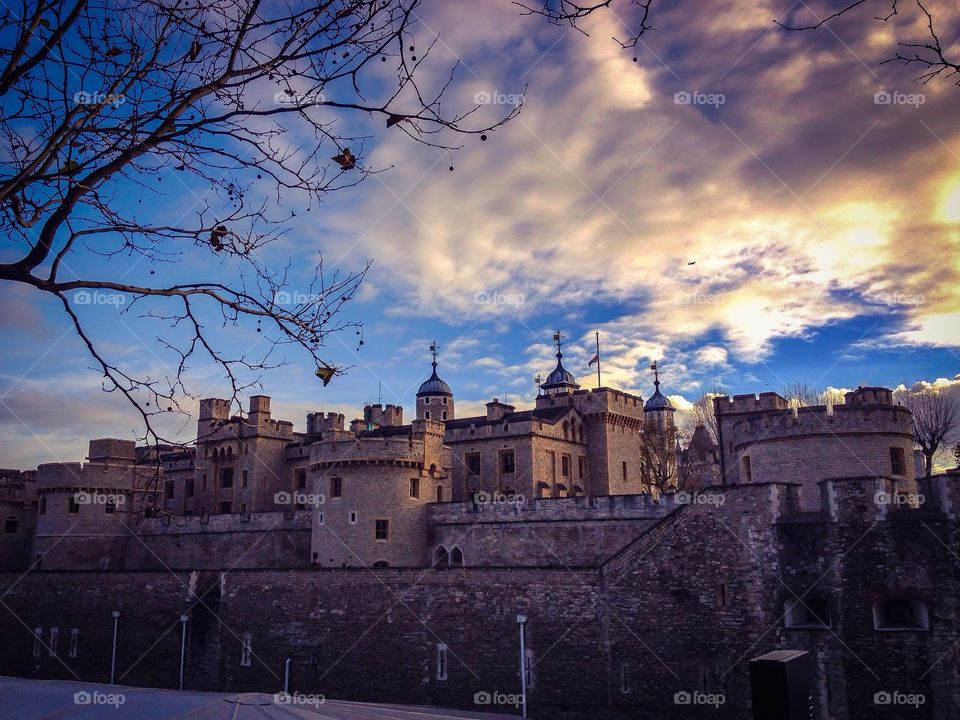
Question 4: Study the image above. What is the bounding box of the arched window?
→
[873,598,929,630]
[783,598,831,628]
[434,546,448,567]
[372,560,389,568]
[425,411,431,420]
[450,547,464,566]
[226,447,233,460]
[429,463,437,477]
[441,410,447,420]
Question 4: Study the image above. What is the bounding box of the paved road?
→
[0,677,521,720]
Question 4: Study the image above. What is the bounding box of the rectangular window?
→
[48,627,58,657]
[330,477,342,498]
[622,461,628,482]
[4,517,17,534]
[501,450,516,474]
[218,501,232,514]
[561,454,570,477]
[375,519,389,540]
[186,480,195,498]
[620,663,630,694]
[104,497,115,515]
[548,451,556,481]
[578,456,585,479]
[32,628,41,657]
[890,447,906,476]
[220,467,234,489]
[349,511,357,524]
[68,496,80,514]
[436,643,448,680]
[742,456,753,483]
[318,513,324,525]
[465,452,481,476]
[68,628,79,658]
[164,481,175,500]
[39,496,47,515]
[240,633,252,667]
[240,503,247,513]
[202,473,207,490]
[242,470,248,488]
[409,477,420,499]
[296,469,307,489]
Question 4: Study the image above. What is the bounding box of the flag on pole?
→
[588,354,599,367]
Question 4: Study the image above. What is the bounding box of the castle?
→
[1,337,956,720]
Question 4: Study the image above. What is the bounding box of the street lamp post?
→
[178,615,189,690]
[517,614,528,719]
[109,610,120,685]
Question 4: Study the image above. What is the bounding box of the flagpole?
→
[595,331,601,389]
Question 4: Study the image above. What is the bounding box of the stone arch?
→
[434,546,448,566]
[449,546,464,566]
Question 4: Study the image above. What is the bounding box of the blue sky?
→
[1,0,959,468]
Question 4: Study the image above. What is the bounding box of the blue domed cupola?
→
[417,342,454,421]
[540,330,580,395]
[644,361,675,426]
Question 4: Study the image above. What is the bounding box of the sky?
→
[1,0,959,469]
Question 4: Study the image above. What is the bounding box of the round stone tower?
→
[416,342,454,421]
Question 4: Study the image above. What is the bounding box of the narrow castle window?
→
[375,519,389,540]
[424,411,431,420]
[578,456,585,479]
[242,470,248,488]
[48,627,58,657]
[561,455,570,477]
[164,481,175,500]
[318,513,324,524]
[220,468,234,488]
[296,469,307,489]
[442,397,448,405]
[240,633,252,666]
[436,486,444,502]
[622,461,628,483]
[501,450,516,474]
[218,501,232,514]
[434,546,448,567]
[425,397,431,404]
[32,628,41,657]
[450,547,464,566]
[441,410,447,420]
[104,497,115,515]
[620,662,631,693]
[890,447,906,476]
[436,643,448,680]
[465,453,481,476]
[409,478,420,499]
[4,517,17,534]
[39,497,47,515]
[349,511,357,524]
[330,477,342,498]
[716,584,727,608]
[68,497,80,514]
[68,628,79,658]
[186,480,195,498]
[742,456,753,483]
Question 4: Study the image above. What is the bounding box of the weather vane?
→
[552,329,564,352]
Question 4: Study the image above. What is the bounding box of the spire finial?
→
[650,361,660,390]
[430,340,438,369]
[552,329,564,357]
